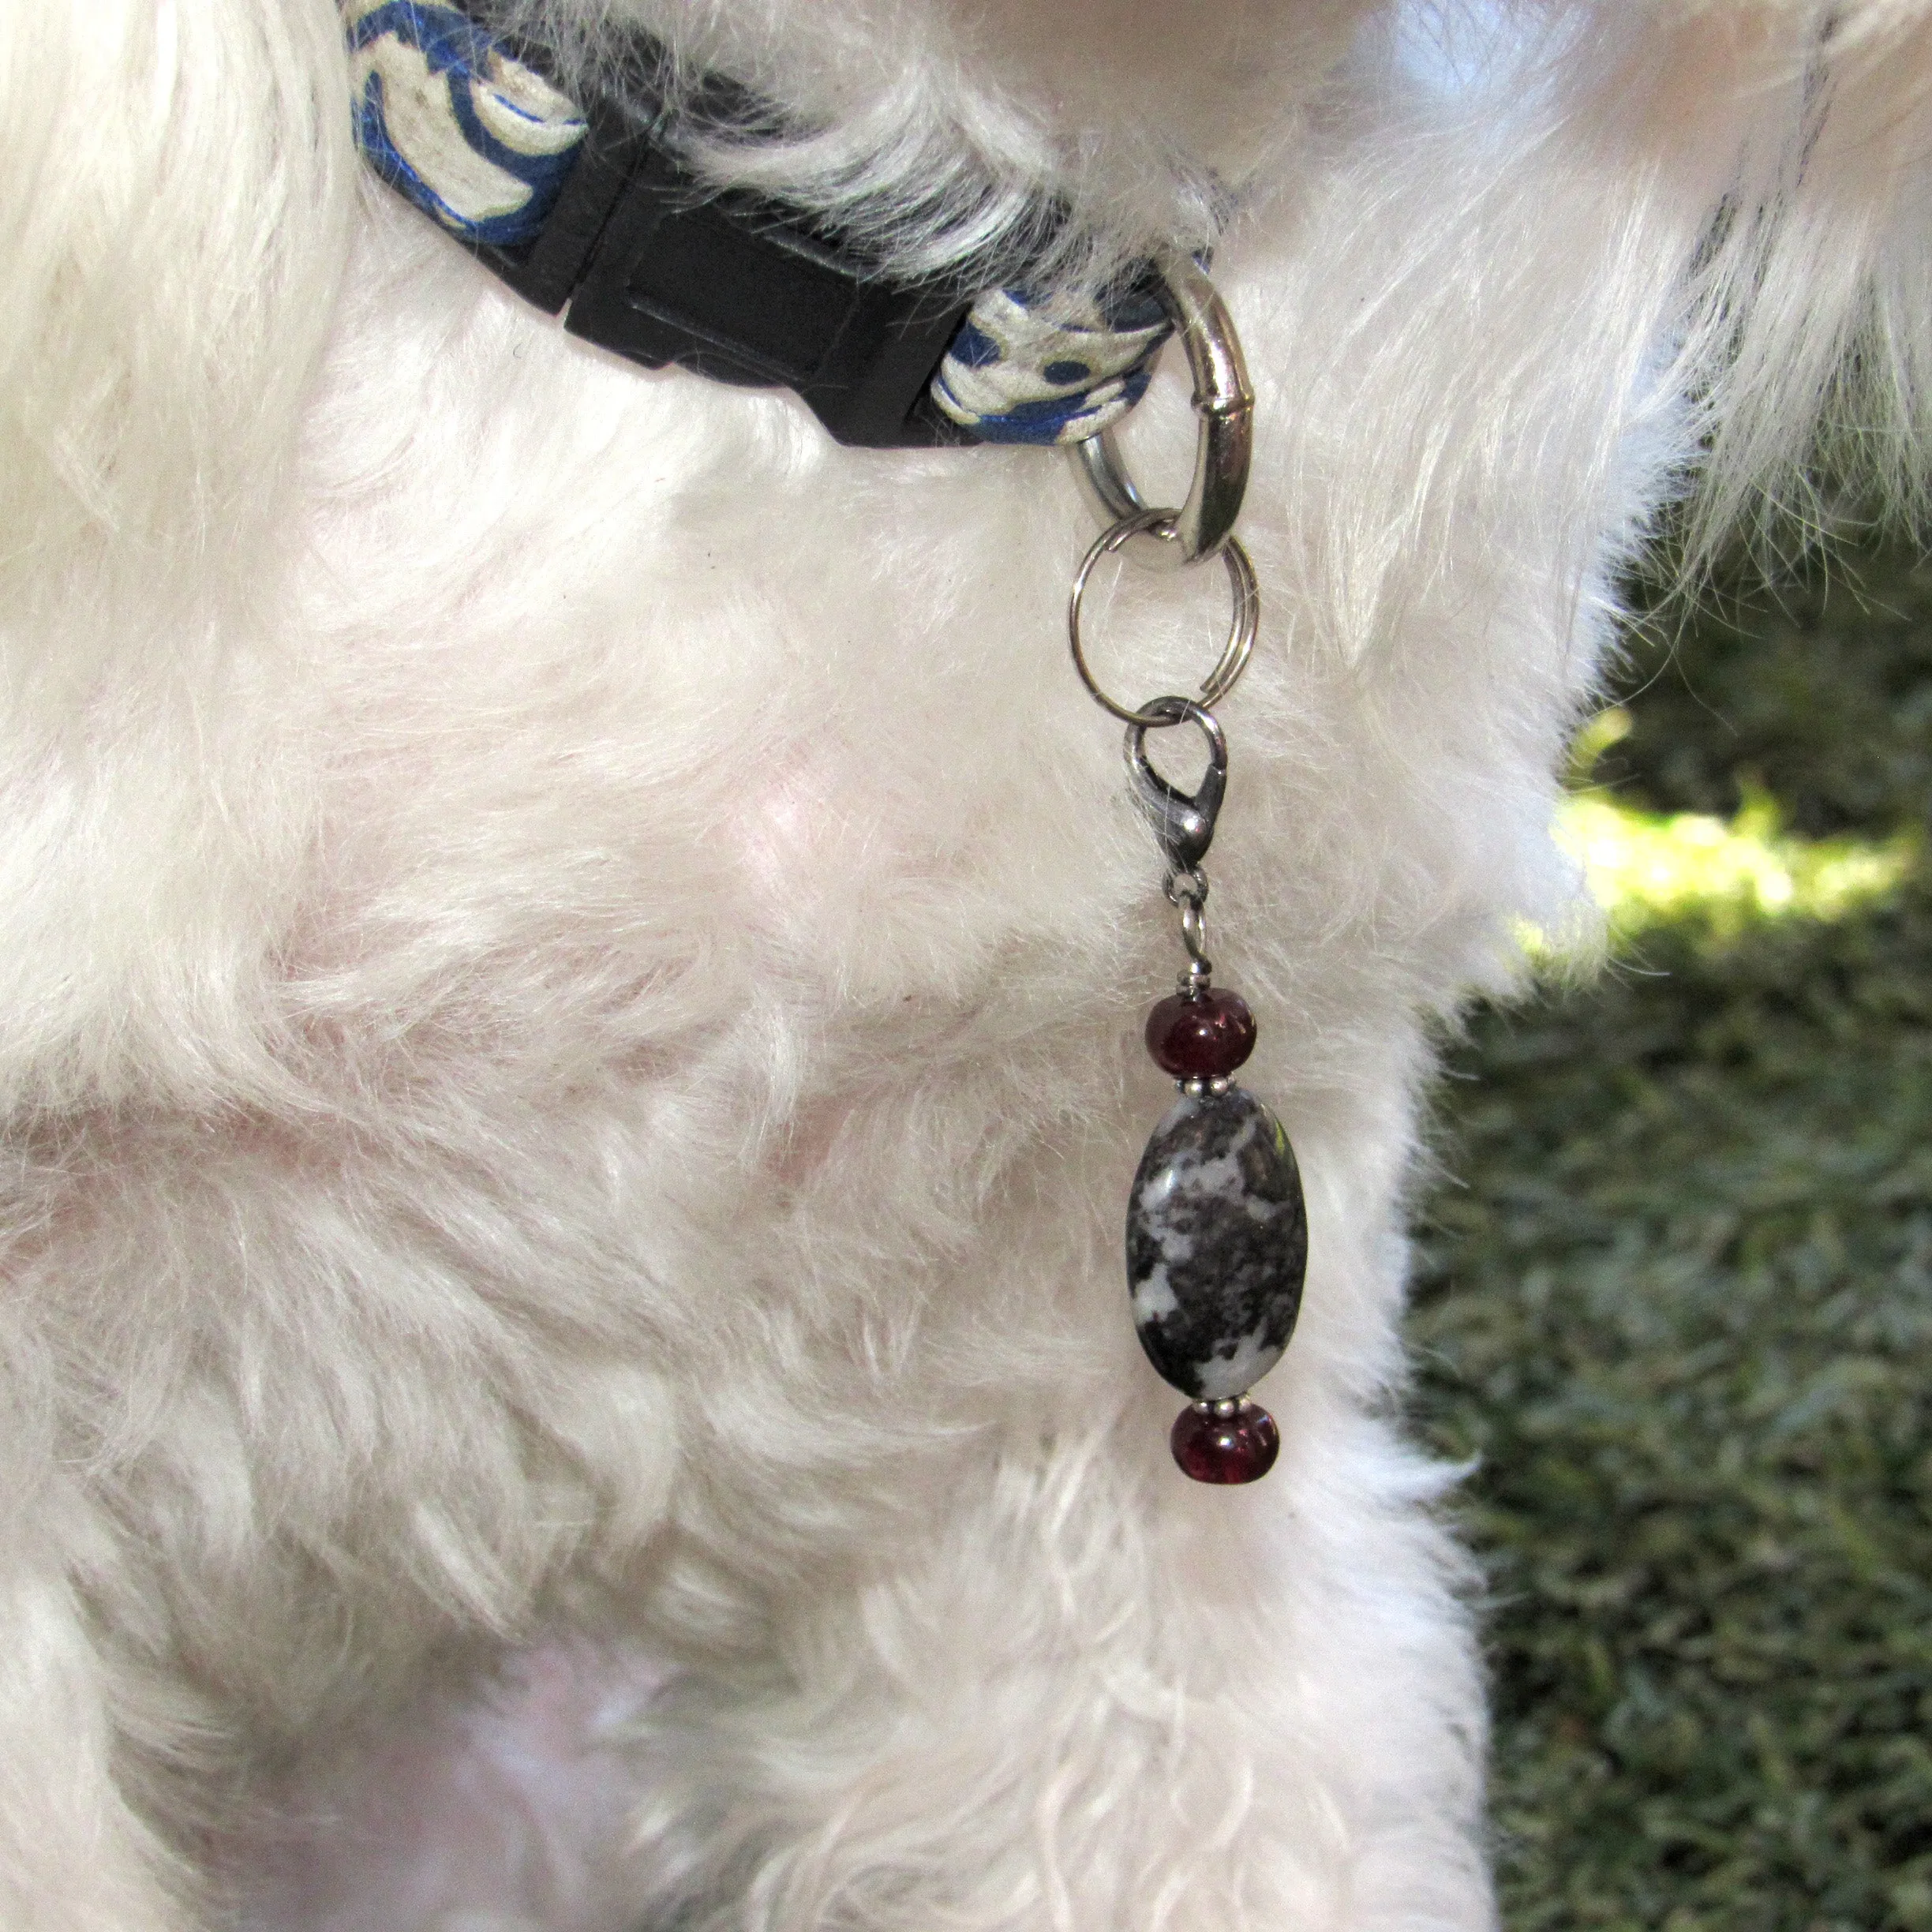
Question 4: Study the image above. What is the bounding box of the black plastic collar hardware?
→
[476,97,974,450]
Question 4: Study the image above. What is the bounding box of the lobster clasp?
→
[1123,698,1227,876]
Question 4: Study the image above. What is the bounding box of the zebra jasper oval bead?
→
[1126,1085,1308,1402]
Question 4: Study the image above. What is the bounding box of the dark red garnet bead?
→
[1145,988,1257,1080]
[1170,1400,1280,1485]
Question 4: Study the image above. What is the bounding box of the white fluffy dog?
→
[6,3,1930,1929]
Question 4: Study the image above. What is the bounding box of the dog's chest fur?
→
[6,2,1915,1927]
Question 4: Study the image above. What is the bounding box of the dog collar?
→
[341,0,1175,449]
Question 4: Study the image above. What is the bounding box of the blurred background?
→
[1409,532,1932,1930]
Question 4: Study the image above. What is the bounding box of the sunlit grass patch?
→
[1559,792,1919,937]
[1541,706,1921,951]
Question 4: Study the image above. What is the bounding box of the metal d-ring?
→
[1070,257,1253,567]
[1067,508,1259,725]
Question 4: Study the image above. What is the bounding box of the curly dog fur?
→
[3,2,1930,1927]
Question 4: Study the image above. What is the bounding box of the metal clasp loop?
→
[1124,698,1227,876]
[1067,511,1259,726]
[1069,258,1253,565]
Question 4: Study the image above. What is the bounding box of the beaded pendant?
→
[1130,984,1306,1483]
[1095,689,1309,1482]
[1061,261,1306,1482]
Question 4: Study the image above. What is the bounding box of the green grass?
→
[1409,538,1932,1929]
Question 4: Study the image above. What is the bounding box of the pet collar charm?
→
[1065,268,1307,1484]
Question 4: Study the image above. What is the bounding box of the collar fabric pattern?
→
[340,0,1173,446]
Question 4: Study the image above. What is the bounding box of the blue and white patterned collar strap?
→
[342,0,1175,450]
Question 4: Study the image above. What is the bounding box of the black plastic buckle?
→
[480,103,974,451]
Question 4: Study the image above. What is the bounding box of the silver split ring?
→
[1070,257,1254,567]
[1067,510,1260,725]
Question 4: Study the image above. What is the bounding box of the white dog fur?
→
[4,2,1931,1929]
